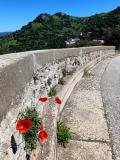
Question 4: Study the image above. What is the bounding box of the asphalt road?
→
[101,56,120,160]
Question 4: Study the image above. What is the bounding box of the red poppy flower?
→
[16,119,32,133]
[39,97,48,102]
[55,97,62,105]
[38,130,48,142]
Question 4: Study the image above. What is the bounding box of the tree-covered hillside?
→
[0,7,120,54]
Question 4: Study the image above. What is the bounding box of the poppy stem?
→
[17,141,24,147]
[38,138,43,147]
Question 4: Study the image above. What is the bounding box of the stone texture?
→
[57,140,112,160]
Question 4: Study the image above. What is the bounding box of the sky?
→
[0,0,120,32]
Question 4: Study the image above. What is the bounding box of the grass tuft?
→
[57,121,72,148]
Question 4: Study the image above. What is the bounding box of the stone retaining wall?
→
[0,46,115,160]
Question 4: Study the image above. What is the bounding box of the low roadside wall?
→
[0,46,115,160]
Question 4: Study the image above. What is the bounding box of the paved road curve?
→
[101,56,120,160]
[58,58,113,160]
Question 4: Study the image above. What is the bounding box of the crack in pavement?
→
[71,137,110,145]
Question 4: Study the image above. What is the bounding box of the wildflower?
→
[38,130,48,142]
[16,119,32,133]
[39,97,48,102]
[55,97,62,105]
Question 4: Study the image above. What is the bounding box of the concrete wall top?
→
[0,46,115,68]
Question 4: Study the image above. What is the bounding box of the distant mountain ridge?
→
[0,7,120,54]
[0,32,11,37]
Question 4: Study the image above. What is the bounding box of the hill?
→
[0,7,120,54]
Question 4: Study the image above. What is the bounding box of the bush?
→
[57,121,72,148]
[70,40,102,48]
[48,87,56,97]
[0,43,9,55]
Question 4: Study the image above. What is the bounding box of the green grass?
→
[57,121,72,148]
[58,77,65,85]
[19,108,42,151]
[48,87,57,97]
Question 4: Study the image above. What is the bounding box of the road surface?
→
[101,55,120,160]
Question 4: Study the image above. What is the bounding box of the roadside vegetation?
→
[57,121,72,148]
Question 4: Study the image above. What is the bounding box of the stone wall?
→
[0,46,115,160]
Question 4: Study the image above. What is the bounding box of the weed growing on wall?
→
[58,77,65,85]
[48,87,57,97]
[62,68,68,77]
[62,68,74,77]
[16,108,42,151]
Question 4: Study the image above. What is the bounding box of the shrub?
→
[71,40,102,48]
[57,121,72,148]
[48,87,56,97]
[58,77,65,85]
